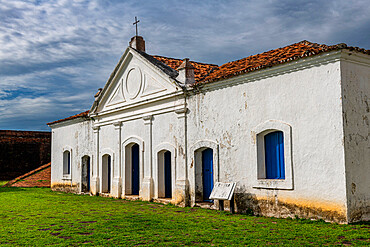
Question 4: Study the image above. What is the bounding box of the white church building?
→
[48,36,369,223]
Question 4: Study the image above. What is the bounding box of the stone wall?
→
[0,130,51,180]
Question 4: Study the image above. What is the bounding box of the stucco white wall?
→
[49,48,369,223]
[151,112,178,198]
[121,117,146,197]
[187,57,348,221]
[87,46,186,199]
[341,52,370,222]
[98,124,117,193]
[50,119,93,191]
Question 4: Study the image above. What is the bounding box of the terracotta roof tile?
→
[3,163,51,188]
[199,41,370,84]
[152,55,218,82]
[47,110,89,125]
[47,41,369,126]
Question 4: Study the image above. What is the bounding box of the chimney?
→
[176,58,195,86]
[129,36,145,52]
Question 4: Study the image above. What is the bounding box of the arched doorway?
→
[102,154,111,193]
[158,150,172,198]
[81,155,90,193]
[202,148,213,202]
[131,144,140,195]
[191,141,219,205]
[124,141,142,196]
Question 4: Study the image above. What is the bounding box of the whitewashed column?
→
[91,126,100,195]
[175,108,189,206]
[141,115,153,201]
[112,121,122,198]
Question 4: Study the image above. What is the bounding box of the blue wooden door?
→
[131,144,140,195]
[87,157,90,192]
[264,131,285,179]
[107,156,111,193]
[164,151,172,198]
[202,148,213,202]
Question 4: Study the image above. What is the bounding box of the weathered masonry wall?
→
[341,52,370,222]
[187,56,348,222]
[50,120,93,193]
[49,48,370,224]
[0,130,51,180]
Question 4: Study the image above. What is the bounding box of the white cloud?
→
[0,0,369,130]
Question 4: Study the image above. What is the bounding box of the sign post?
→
[209,182,236,213]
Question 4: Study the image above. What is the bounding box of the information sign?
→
[209,182,236,200]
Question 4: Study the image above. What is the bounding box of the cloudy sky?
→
[1,0,369,131]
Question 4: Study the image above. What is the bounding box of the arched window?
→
[63,150,71,175]
[252,120,293,190]
[264,131,285,179]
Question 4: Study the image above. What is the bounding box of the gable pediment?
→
[95,48,180,113]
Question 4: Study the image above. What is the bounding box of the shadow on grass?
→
[351,221,370,226]
[0,187,26,192]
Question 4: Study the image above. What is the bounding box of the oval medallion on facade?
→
[125,67,142,99]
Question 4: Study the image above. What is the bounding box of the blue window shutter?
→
[264,131,285,179]
[278,132,285,179]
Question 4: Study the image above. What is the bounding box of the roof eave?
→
[47,116,90,128]
[196,49,344,91]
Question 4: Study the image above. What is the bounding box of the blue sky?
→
[0,0,369,131]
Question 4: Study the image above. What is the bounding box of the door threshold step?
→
[195,202,216,209]
[153,198,173,204]
[100,193,112,197]
[80,192,92,196]
[124,195,141,201]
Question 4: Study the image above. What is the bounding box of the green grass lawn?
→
[0,181,9,186]
[0,187,369,246]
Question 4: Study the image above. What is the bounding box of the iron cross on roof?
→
[133,16,140,36]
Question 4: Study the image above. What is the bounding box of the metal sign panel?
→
[209,182,236,200]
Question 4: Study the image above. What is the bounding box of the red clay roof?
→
[47,41,369,126]
[199,40,370,84]
[47,110,89,125]
[152,55,218,82]
[3,163,51,188]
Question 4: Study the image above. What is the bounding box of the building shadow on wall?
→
[233,185,261,216]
